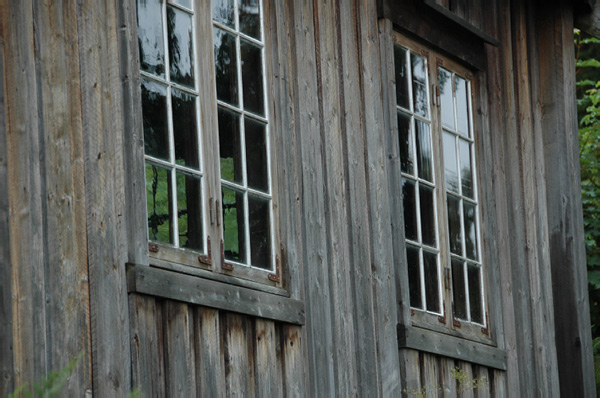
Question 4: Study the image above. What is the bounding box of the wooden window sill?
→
[127,263,305,325]
[398,324,507,370]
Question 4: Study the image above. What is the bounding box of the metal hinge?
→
[221,239,233,271]
[198,236,213,266]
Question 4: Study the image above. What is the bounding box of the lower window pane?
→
[176,172,203,251]
[451,259,467,320]
[423,251,440,313]
[419,185,436,247]
[222,187,246,263]
[468,263,483,324]
[407,245,422,309]
[248,195,272,269]
[402,179,418,241]
[146,162,172,244]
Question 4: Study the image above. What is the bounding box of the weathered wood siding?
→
[0,0,595,396]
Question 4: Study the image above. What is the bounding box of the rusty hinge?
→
[453,317,462,328]
[268,254,281,282]
[198,236,213,266]
[148,242,159,253]
[436,57,444,67]
[221,239,234,271]
[410,309,415,317]
[481,312,490,335]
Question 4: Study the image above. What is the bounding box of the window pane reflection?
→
[402,180,417,241]
[443,131,458,192]
[423,251,439,313]
[464,201,478,260]
[459,139,473,198]
[172,89,199,169]
[468,264,483,324]
[452,259,467,320]
[439,68,454,129]
[138,0,165,77]
[394,46,410,109]
[245,118,268,192]
[141,79,169,161]
[167,6,195,87]
[214,28,239,106]
[416,120,432,182]
[146,163,172,244]
[447,194,462,255]
[411,54,428,117]
[239,0,261,39]
[212,0,235,28]
[419,185,436,247]
[176,172,203,250]
[397,112,413,174]
[218,107,243,184]
[456,77,469,137]
[249,195,271,269]
[407,245,422,309]
[241,40,264,115]
[222,187,246,263]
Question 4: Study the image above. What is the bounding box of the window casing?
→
[393,33,489,341]
[137,0,281,287]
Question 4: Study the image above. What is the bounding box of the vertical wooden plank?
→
[115,0,148,265]
[456,361,474,398]
[473,366,490,398]
[0,22,14,395]
[355,0,402,394]
[399,349,420,397]
[290,0,336,396]
[254,319,282,397]
[163,301,196,396]
[194,307,226,398]
[421,353,440,397]
[312,0,358,395]
[281,324,305,398]
[76,0,131,395]
[223,312,255,397]
[32,0,92,393]
[537,1,596,396]
[438,357,456,397]
[490,369,507,397]
[2,0,49,389]
[129,294,166,397]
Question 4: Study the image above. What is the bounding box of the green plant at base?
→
[401,366,488,397]
[10,353,83,398]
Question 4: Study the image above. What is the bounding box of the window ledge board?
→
[127,263,305,325]
[398,324,507,370]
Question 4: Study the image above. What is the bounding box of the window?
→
[137,0,279,285]
[393,34,488,339]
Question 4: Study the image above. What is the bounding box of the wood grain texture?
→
[129,294,166,397]
[223,313,255,397]
[0,22,14,395]
[194,307,226,398]
[76,0,131,394]
[3,0,49,389]
[164,301,197,396]
[254,319,283,396]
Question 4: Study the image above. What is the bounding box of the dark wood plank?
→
[163,301,197,396]
[537,2,596,396]
[0,23,14,396]
[76,0,131,395]
[194,307,225,398]
[127,264,305,325]
[2,0,49,388]
[129,294,166,397]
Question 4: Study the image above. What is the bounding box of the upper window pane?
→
[167,6,195,87]
[239,0,261,39]
[214,28,239,106]
[394,47,410,109]
[138,0,165,77]
[213,0,235,28]
[411,53,428,118]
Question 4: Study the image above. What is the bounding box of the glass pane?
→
[456,76,469,137]
[407,245,422,309]
[419,185,436,247]
[415,120,432,182]
[141,78,169,161]
[411,53,428,118]
[248,195,271,269]
[146,163,172,244]
[167,6,194,87]
[172,89,199,169]
[459,139,473,198]
[176,172,203,250]
[438,68,454,129]
[447,194,463,255]
[423,251,440,313]
[137,0,165,77]
[241,40,264,115]
[213,0,235,28]
[214,28,239,106]
[239,0,261,39]
[464,201,478,260]
[443,131,458,192]
[245,118,268,192]
[452,259,467,320]
[397,112,413,174]
[222,187,246,263]
[468,264,483,324]
[394,46,410,109]
[171,0,192,9]
[218,107,243,184]
[402,179,417,241]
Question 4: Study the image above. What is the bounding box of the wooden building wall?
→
[0,0,595,397]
